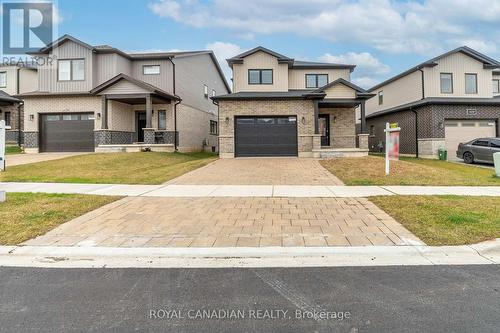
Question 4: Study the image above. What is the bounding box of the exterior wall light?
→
[97,113,101,120]
[29,114,34,121]
[438,122,444,129]
[225,117,230,124]
[301,117,306,124]
[333,116,337,123]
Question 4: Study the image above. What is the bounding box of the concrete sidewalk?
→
[1,239,498,267]
[1,182,500,197]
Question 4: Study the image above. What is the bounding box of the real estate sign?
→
[384,122,401,175]
[0,120,11,172]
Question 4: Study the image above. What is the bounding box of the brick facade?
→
[1,103,23,144]
[218,99,358,158]
[366,103,500,157]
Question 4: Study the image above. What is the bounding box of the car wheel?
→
[463,152,474,164]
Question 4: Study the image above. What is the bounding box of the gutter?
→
[169,57,180,151]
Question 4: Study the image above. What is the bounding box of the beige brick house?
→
[20,35,230,153]
[212,47,374,158]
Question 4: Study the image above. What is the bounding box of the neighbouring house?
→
[365,46,500,159]
[0,63,38,144]
[211,46,374,158]
[19,34,230,153]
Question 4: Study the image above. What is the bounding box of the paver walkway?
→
[167,158,344,185]
[5,153,88,167]
[24,197,423,248]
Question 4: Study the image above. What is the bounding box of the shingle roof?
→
[368,46,500,92]
[0,90,21,103]
[366,97,500,119]
[211,90,326,101]
[313,78,374,98]
[292,60,355,71]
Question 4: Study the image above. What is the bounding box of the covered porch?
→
[90,74,181,152]
[311,79,373,158]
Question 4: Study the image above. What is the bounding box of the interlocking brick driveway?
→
[24,197,423,247]
[167,158,344,185]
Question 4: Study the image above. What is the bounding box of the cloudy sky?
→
[51,0,500,88]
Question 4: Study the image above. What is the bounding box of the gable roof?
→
[227,46,294,68]
[369,46,500,92]
[0,90,21,104]
[313,78,375,99]
[90,73,180,101]
[227,46,355,71]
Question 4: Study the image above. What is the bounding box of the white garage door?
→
[445,120,496,160]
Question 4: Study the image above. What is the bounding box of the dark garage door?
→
[235,116,298,157]
[40,113,95,152]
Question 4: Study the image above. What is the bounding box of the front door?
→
[318,114,330,146]
[136,112,146,142]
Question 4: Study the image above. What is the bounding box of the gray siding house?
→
[365,47,500,159]
[20,35,230,153]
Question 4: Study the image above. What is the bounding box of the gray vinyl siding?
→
[38,40,94,92]
[131,60,173,92]
[95,53,132,85]
[174,53,229,115]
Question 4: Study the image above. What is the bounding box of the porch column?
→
[360,100,366,134]
[313,100,319,134]
[101,95,108,130]
[145,94,152,129]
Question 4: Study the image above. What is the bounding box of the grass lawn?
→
[0,193,120,245]
[371,196,500,245]
[0,151,217,184]
[320,155,500,186]
[6,146,23,155]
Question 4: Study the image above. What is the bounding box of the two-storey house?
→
[212,47,374,158]
[365,46,500,159]
[20,35,230,153]
[0,64,37,144]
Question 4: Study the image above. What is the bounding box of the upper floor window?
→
[58,59,85,81]
[212,89,216,97]
[158,110,167,130]
[0,72,6,88]
[305,74,328,88]
[143,65,160,75]
[248,69,273,85]
[465,73,477,94]
[4,111,11,127]
[378,91,384,105]
[493,79,499,94]
[440,73,453,94]
[204,85,209,98]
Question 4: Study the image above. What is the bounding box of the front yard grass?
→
[0,151,217,184]
[320,155,499,186]
[0,193,121,245]
[6,146,23,155]
[370,196,500,245]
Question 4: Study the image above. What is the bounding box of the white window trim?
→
[465,73,478,94]
[58,59,85,82]
[0,71,6,88]
[204,85,209,98]
[493,79,500,94]
[440,73,453,94]
[143,65,161,75]
[378,91,384,105]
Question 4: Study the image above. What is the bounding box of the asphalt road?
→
[0,265,499,332]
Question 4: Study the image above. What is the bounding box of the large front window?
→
[465,73,477,94]
[4,112,11,127]
[143,65,160,75]
[58,59,85,81]
[305,74,328,88]
[440,73,453,93]
[248,69,273,84]
[158,110,166,130]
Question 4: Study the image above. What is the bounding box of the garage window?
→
[45,115,61,121]
[63,114,79,121]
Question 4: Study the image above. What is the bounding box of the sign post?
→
[0,120,11,172]
[384,122,401,175]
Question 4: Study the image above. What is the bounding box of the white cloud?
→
[205,41,242,82]
[319,52,390,89]
[149,0,500,58]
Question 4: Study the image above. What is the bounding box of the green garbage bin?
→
[438,147,447,161]
[494,152,500,177]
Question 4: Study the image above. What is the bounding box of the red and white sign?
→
[384,123,401,175]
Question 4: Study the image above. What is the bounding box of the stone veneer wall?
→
[319,107,357,148]
[218,99,315,158]
[1,103,23,144]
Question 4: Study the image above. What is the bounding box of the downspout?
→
[16,68,22,146]
[212,99,219,153]
[168,57,180,151]
[412,69,426,158]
